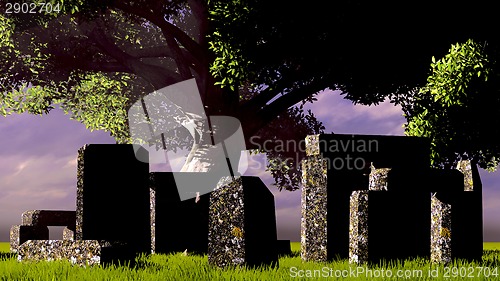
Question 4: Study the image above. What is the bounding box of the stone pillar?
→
[208,176,278,268]
[76,144,151,255]
[301,156,328,262]
[431,192,452,263]
[349,190,369,264]
[431,160,483,263]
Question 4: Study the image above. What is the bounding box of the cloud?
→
[0,107,116,241]
[304,90,406,136]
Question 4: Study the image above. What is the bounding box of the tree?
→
[401,39,500,171]
[1,1,498,189]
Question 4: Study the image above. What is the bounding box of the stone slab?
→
[149,172,213,254]
[76,144,151,255]
[208,176,278,268]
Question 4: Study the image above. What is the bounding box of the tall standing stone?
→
[208,176,278,268]
[431,160,483,262]
[76,144,151,255]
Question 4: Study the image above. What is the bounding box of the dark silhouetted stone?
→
[302,134,431,261]
[76,144,151,256]
[149,172,216,254]
[350,166,464,263]
[208,176,278,268]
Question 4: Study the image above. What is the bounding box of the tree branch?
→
[89,25,182,88]
[242,79,331,137]
[113,1,206,64]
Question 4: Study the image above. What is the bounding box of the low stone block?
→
[22,210,76,228]
[17,240,136,267]
[18,240,102,266]
[208,176,278,268]
[10,225,49,253]
[76,144,151,255]
[150,172,213,254]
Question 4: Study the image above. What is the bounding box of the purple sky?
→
[0,89,499,242]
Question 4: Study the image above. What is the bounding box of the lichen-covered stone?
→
[301,156,328,262]
[368,166,391,191]
[305,134,321,156]
[18,240,102,266]
[63,227,75,241]
[456,160,474,191]
[150,185,156,254]
[208,176,277,268]
[431,193,452,263]
[10,225,49,253]
[75,144,87,241]
[349,190,369,264]
[209,177,245,267]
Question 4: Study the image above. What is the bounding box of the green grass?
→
[0,243,9,253]
[0,242,499,280]
[484,242,500,250]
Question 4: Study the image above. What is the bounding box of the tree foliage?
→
[1,0,499,189]
[402,39,500,171]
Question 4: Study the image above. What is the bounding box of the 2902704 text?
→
[5,2,61,14]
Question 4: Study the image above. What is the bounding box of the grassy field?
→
[0,242,499,280]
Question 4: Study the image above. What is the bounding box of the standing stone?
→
[431,192,452,263]
[301,134,431,261]
[349,190,369,264]
[431,160,482,262]
[454,160,483,261]
[76,144,151,255]
[150,172,215,254]
[301,156,328,261]
[208,176,278,268]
